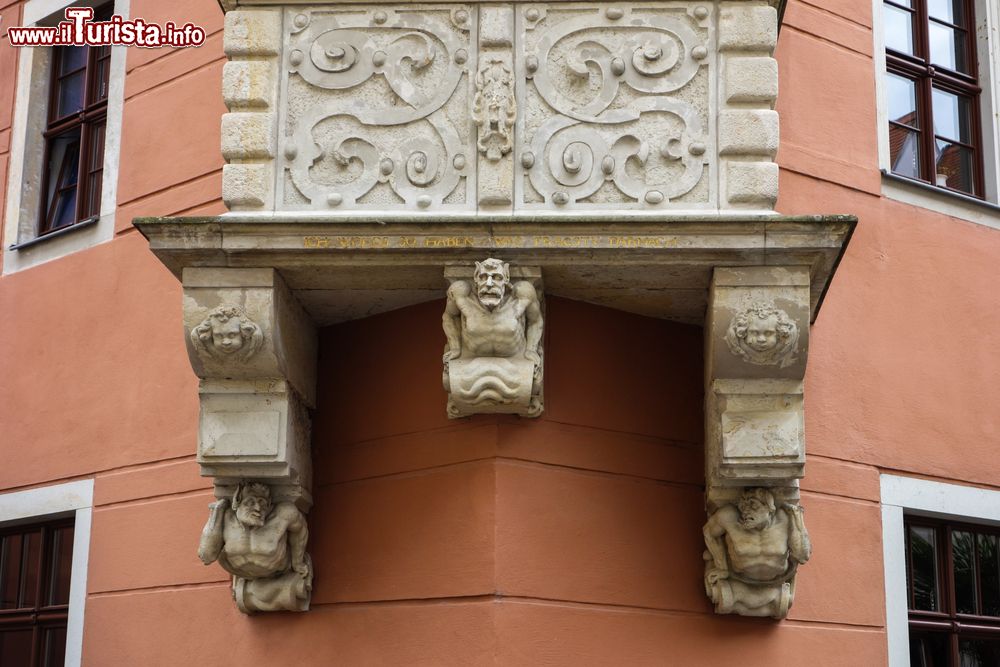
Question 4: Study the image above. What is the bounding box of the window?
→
[2,0,127,275]
[882,474,1000,667]
[39,7,113,236]
[883,0,983,197]
[0,481,93,667]
[904,518,1000,666]
[0,519,76,666]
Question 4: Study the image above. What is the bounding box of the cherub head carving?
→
[232,482,272,529]
[191,305,264,363]
[725,302,799,367]
[474,258,510,310]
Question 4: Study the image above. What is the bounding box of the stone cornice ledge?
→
[136,214,855,325]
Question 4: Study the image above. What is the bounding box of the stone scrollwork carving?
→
[190,305,264,363]
[518,4,712,209]
[198,481,313,614]
[281,6,474,210]
[702,488,811,619]
[473,59,516,161]
[725,301,799,368]
[442,259,544,418]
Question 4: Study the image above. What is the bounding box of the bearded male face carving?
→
[725,302,799,368]
[191,305,264,363]
[234,482,272,528]
[474,259,510,310]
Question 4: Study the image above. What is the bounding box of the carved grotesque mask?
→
[474,259,509,310]
[744,314,779,352]
[235,485,272,529]
[738,489,775,531]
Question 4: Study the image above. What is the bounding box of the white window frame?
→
[0,479,94,667]
[872,0,1000,231]
[1,0,129,275]
[881,474,1000,666]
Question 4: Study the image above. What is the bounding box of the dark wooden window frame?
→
[905,515,1000,666]
[37,4,113,236]
[0,518,75,667]
[884,0,986,198]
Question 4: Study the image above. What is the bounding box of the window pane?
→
[884,4,915,55]
[932,88,972,143]
[953,529,978,614]
[18,530,41,609]
[0,629,33,666]
[887,73,920,127]
[980,533,1000,616]
[910,525,939,611]
[909,631,949,667]
[56,70,86,118]
[928,0,966,27]
[0,534,23,609]
[43,626,67,667]
[890,126,923,180]
[48,526,74,606]
[959,638,1000,667]
[929,22,968,73]
[935,140,976,194]
[43,129,82,231]
[58,46,87,75]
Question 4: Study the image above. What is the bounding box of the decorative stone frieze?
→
[198,481,313,613]
[442,259,544,418]
[220,1,782,214]
[703,265,811,619]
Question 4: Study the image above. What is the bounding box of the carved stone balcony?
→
[140,0,849,619]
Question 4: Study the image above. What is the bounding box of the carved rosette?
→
[724,301,800,368]
[517,4,713,209]
[280,6,475,211]
[190,305,265,363]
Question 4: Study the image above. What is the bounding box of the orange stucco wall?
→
[0,0,997,664]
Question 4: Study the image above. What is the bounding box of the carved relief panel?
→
[254,2,776,214]
[279,5,477,210]
[515,3,714,210]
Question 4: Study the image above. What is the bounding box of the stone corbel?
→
[442,259,544,418]
[702,266,812,619]
[183,267,317,613]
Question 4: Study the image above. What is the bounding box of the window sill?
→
[881,171,1000,231]
[7,216,100,251]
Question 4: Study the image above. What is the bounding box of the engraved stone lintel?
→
[442,259,544,417]
[198,480,312,614]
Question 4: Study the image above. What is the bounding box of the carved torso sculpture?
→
[702,487,811,618]
[442,259,543,417]
[198,482,312,613]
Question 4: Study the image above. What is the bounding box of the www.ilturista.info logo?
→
[4,7,206,48]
